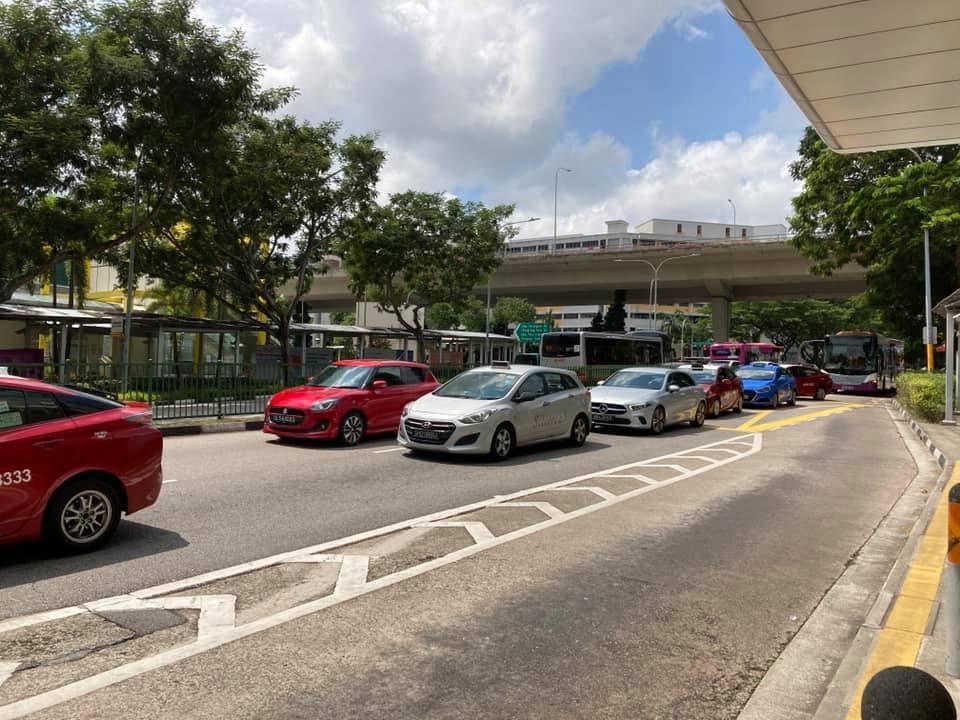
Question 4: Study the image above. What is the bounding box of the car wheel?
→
[814,387,826,401]
[44,477,122,553]
[711,398,721,418]
[788,390,797,406]
[569,414,589,447]
[650,406,666,435]
[733,394,743,413]
[338,412,366,446]
[490,423,514,460]
[691,401,706,428]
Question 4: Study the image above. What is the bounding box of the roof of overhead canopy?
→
[723,0,960,153]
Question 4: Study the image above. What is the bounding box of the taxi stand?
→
[934,289,960,425]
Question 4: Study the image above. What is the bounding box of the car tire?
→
[711,398,721,418]
[788,390,797,406]
[691,401,706,428]
[814,387,826,401]
[44,477,122,554]
[569,414,589,447]
[650,406,666,435]
[338,412,366,446]
[490,423,514,460]
[733,394,743,413]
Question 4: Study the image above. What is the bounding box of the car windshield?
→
[435,371,519,400]
[689,371,715,384]
[604,371,665,390]
[308,364,373,388]
[738,369,774,380]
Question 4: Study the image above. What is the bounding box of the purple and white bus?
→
[824,331,903,393]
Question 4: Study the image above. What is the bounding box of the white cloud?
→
[195,0,802,238]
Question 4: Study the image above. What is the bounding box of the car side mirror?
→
[372,379,388,389]
[514,390,536,403]
[668,384,680,393]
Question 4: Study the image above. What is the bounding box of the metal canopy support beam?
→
[946,313,958,425]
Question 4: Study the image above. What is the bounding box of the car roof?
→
[335,359,428,368]
[617,366,670,374]
[0,374,61,392]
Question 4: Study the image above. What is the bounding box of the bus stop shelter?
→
[934,290,960,424]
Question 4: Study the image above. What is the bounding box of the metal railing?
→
[0,361,627,421]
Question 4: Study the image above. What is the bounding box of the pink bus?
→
[708,342,783,366]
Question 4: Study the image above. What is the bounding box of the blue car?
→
[738,363,796,407]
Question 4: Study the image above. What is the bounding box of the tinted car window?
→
[543,372,567,395]
[58,391,123,416]
[372,367,404,386]
[0,388,27,431]
[517,374,548,398]
[802,367,820,377]
[400,366,426,385]
[24,391,66,425]
[671,373,696,388]
[560,374,579,391]
[786,367,801,377]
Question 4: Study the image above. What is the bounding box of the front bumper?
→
[590,402,653,429]
[263,407,341,439]
[397,416,496,455]
[742,389,776,406]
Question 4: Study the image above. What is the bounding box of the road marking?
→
[334,556,370,596]
[162,479,179,484]
[742,403,865,433]
[0,663,17,691]
[0,434,761,720]
[551,486,617,501]
[736,410,773,430]
[842,463,955,719]
[92,595,237,640]
[492,501,564,520]
[373,447,404,454]
[593,474,656,485]
[415,521,496,544]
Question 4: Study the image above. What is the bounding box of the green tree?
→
[492,296,536,335]
[590,311,604,331]
[0,0,277,302]
[459,298,488,333]
[342,192,514,360]
[426,302,461,330]
[133,116,384,377]
[789,126,960,353]
[603,289,627,332]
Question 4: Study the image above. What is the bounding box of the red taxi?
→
[264,360,439,445]
[681,364,743,417]
[0,374,163,552]
[783,364,832,400]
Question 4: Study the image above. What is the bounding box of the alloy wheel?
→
[342,414,365,445]
[60,490,112,544]
[493,427,512,458]
[651,407,665,434]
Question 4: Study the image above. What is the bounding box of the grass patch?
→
[897,372,945,422]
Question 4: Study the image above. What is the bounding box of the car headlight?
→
[310,398,340,412]
[460,409,495,424]
[629,403,650,411]
[401,404,411,418]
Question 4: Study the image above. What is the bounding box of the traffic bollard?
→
[861,666,956,719]
[948,483,960,677]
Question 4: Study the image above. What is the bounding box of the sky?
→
[195,0,809,238]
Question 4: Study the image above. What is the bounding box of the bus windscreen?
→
[542,334,579,358]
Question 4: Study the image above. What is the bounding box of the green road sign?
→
[513,322,552,344]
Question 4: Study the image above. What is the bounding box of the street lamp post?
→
[554,168,572,247]
[614,253,701,331]
[485,217,540,364]
[727,198,736,239]
[121,154,142,393]
[908,149,934,372]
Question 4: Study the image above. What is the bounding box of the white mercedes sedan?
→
[398,363,591,460]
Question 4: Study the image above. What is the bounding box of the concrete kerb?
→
[737,404,946,720]
[156,417,264,437]
[891,399,948,469]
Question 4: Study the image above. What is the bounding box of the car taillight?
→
[124,410,153,425]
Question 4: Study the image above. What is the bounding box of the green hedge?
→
[897,372,945,422]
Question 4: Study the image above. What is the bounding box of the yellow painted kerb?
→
[843,464,956,719]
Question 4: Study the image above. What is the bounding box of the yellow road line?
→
[735,410,773,431]
[728,403,865,433]
[843,466,955,719]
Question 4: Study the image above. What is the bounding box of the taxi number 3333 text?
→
[1,469,32,485]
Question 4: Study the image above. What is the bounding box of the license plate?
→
[592,413,614,422]
[410,429,441,441]
[270,414,298,425]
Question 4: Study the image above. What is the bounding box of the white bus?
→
[539,332,665,382]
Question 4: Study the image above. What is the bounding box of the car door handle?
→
[34,439,63,450]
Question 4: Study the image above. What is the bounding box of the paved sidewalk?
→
[154,414,263,436]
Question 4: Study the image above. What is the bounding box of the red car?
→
[264,360,439,445]
[682,364,743,417]
[0,375,163,552]
[784,364,832,400]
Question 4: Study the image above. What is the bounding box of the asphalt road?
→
[0,397,931,719]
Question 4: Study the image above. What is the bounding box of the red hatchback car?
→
[784,364,833,400]
[682,364,744,417]
[0,375,163,552]
[264,360,439,445]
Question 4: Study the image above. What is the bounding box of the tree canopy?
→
[341,191,514,360]
[789,127,960,353]
[0,0,280,301]
[603,290,627,332]
[492,296,536,335]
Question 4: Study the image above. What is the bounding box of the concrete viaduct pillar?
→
[705,281,733,343]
